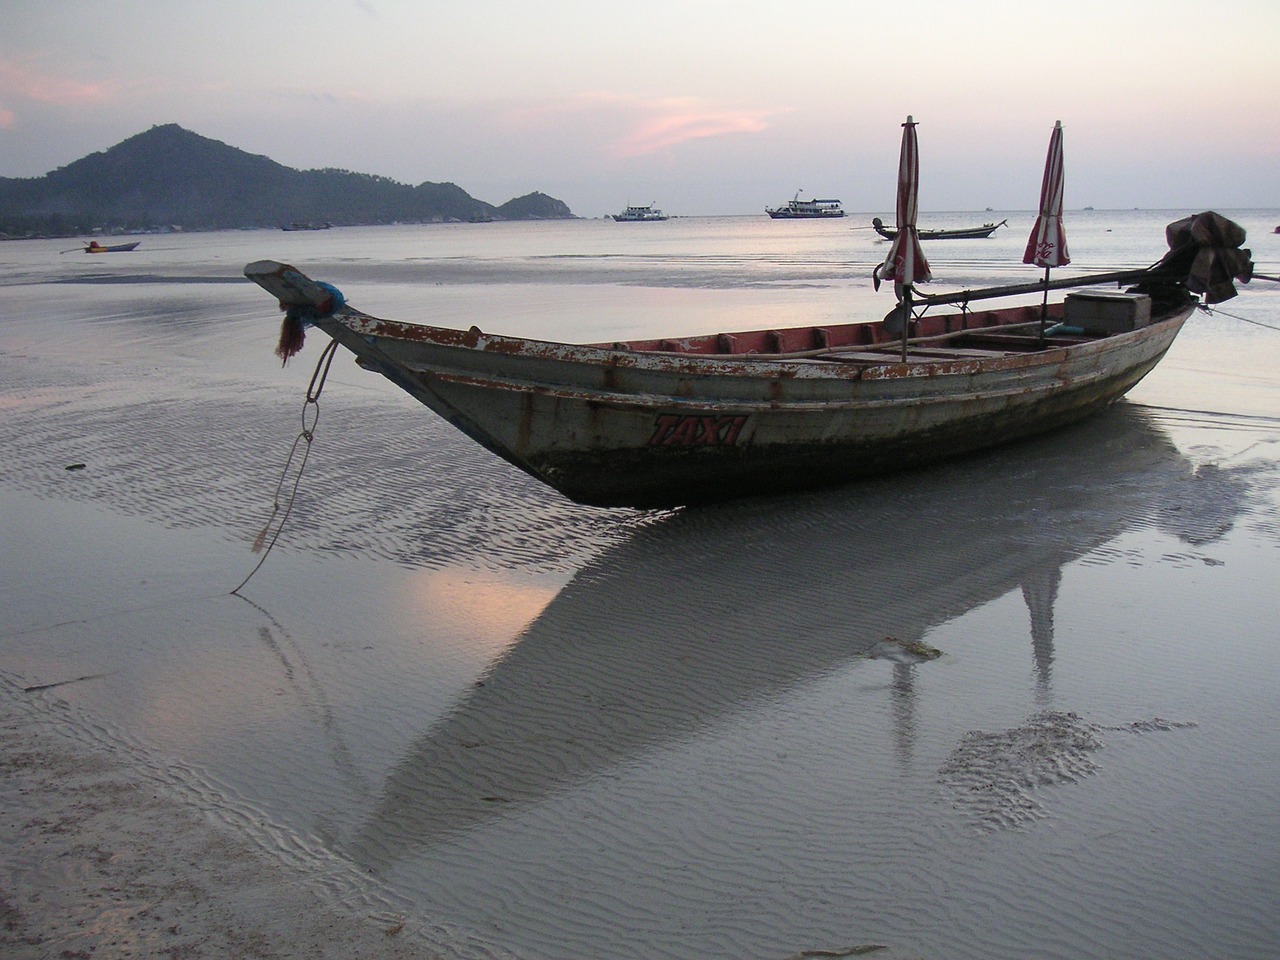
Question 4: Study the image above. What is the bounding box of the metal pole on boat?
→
[1039,266,1051,342]
[915,267,1156,308]
[901,286,912,362]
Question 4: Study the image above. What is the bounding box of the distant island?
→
[0,123,575,238]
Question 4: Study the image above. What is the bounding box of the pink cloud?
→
[613,101,773,157]
[0,61,110,105]
[0,106,14,129]
[505,93,778,158]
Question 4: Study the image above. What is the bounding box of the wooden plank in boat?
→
[904,346,1021,358]
[813,349,939,365]
[816,343,1024,361]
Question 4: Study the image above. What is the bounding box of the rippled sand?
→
[0,680,506,959]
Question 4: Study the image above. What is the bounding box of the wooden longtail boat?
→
[872,217,1007,240]
[244,212,1253,509]
[85,240,140,253]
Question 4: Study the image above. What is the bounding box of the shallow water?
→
[3,212,1280,959]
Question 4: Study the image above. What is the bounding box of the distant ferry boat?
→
[766,192,845,219]
[612,204,669,222]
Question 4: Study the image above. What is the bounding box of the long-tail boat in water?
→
[244,115,1255,509]
[244,211,1252,508]
[872,216,1007,240]
[85,240,140,252]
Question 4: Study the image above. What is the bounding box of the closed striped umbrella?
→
[877,116,931,360]
[1024,121,1070,268]
[881,115,932,288]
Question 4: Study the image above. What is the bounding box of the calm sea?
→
[2,210,1279,959]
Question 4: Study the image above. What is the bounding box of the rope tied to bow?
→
[232,338,340,595]
[275,280,346,364]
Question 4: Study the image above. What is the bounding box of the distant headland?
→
[0,123,575,238]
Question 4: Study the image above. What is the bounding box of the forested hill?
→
[0,123,575,237]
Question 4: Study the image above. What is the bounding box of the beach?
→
[1,680,471,959]
[2,214,1279,959]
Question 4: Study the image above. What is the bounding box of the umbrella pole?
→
[901,286,912,362]
[1039,266,1051,342]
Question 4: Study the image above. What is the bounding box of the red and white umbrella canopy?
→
[880,116,932,287]
[1024,121,1070,268]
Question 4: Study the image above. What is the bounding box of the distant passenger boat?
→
[281,222,332,231]
[612,204,668,222]
[766,192,845,219]
[872,217,1007,240]
[84,240,140,253]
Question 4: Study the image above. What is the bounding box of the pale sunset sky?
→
[3,0,1278,217]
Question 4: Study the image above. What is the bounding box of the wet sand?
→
[1,680,476,960]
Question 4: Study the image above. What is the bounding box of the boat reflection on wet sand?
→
[348,406,1251,869]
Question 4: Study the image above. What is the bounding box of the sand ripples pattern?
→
[2,672,406,918]
[939,712,1199,831]
[0,346,636,574]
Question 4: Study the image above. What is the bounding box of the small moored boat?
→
[872,217,1007,240]
[767,192,845,219]
[244,211,1252,509]
[85,240,140,253]
[612,204,668,222]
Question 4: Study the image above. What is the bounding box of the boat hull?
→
[312,307,1189,508]
[873,221,1005,240]
[766,210,845,219]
